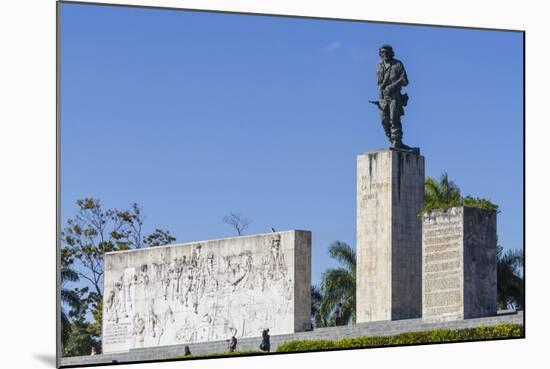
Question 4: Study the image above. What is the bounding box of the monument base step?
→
[60,310,523,367]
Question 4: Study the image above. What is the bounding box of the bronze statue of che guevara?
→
[370,44,415,151]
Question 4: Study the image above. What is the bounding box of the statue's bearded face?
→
[379,48,393,62]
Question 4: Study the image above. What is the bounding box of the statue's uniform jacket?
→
[376,58,409,141]
[376,58,408,113]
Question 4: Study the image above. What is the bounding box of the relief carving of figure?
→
[204,252,219,294]
[132,313,146,347]
[104,288,118,323]
[175,317,193,343]
[172,257,185,302]
[123,270,135,313]
[162,270,171,301]
[263,236,287,284]
[154,305,175,344]
[192,313,215,342]
[137,264,149,285]
[115,278,128,319]
[147,302,161,338]
[239,251,255,290]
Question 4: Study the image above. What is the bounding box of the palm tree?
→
[61,265,81,345]
[60,248,84,347]
[424,172,462,211]
[310,285,327,328]
[319,241,356,326]
[497,246,524,310]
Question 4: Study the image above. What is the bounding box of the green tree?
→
[424,172,462,211]
[319,241,356,326]
[461,195,499,212]
[60,248,83,347]
[86,300,103,338]
[424,173,498,212]
[310,285,328,328]
[62,318,99,357]
[61,198,176,354]
[497,246,524,310]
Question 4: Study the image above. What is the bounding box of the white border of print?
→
[1,1,546,369]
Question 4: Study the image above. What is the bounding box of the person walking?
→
[334,303,343,326]
[260,329,271,352]
[228,335,237,352]
[183,346,192,356]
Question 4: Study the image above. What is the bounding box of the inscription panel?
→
[422,208,464,321]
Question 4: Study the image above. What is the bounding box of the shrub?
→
[422,173,499,214]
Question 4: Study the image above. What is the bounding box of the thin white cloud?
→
[324,41,341,52]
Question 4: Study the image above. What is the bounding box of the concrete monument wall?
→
[356,149,424,322]
[422,207,497,321]
[102,230,311,353]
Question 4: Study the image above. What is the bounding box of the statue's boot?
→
[391,139,412,151]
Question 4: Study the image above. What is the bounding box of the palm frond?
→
[310,285,323,316]
[321,268,355,295]
[319,266,356,324]
[424,177,442,203]
[439,173,461,205]
[497,247,524,310]
[327,241,356,275]
[424,173,462,210]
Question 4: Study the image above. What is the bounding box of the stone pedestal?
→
[356,149,424,322]
[422,207,497,321]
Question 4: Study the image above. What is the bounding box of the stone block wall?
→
[463,207,498,318]
[422,207,497,321]
[356,149,424,322]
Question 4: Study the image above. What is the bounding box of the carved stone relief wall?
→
[102,230,311,353]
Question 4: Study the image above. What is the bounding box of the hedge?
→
[276,324,523,353]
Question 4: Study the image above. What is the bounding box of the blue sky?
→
[60,3,523,286]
